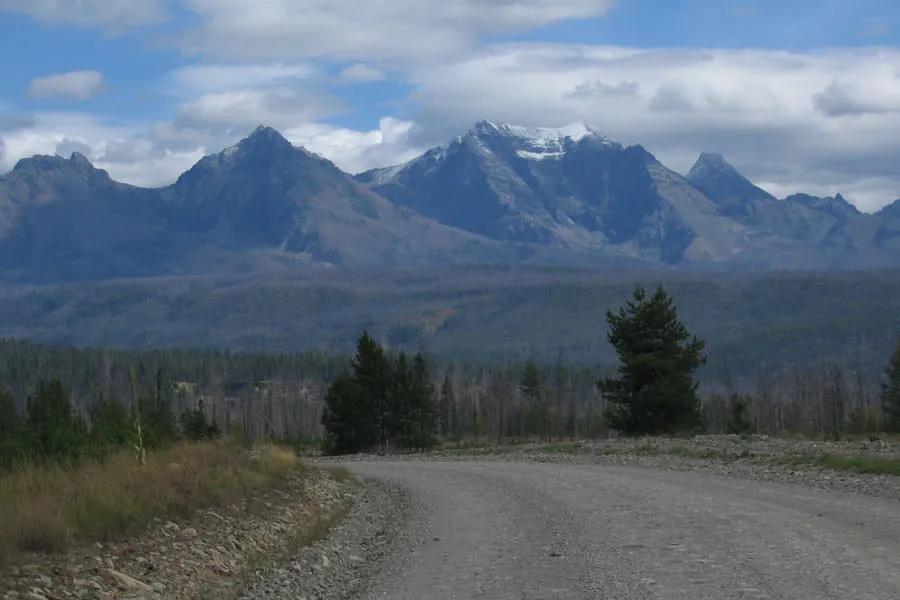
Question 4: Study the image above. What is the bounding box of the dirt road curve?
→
[341,460,900,600]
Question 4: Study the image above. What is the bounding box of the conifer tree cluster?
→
[322,332,437,454]
[0,372,214,469]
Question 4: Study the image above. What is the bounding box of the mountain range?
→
[1,122,898,282]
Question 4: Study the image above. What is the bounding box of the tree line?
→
[322,332,436,453]
[322,285,900,451]
[3,285,899,462]
[0,369,224,469]
[321,286,709,450]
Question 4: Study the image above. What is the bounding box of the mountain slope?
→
[0,153,174,281]
[1,123,898,282]
[359,121,748,265]
[0,127,515,282]
[160,126,511,268]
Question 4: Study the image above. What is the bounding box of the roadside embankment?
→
[0,443,354,599]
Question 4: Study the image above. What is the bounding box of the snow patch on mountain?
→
[516,150,565,161]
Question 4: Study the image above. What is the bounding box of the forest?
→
[1,282,899,466]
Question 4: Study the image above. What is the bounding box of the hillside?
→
[1,267,897,382]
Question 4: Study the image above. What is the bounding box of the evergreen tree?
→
[321,375,369,454]
[0,389,23,467]
[388,353,414,447]
[321,331,389,454]
[352,331,392,448]
[725,394,753,435]
[599,285,706,435]
[882,341,900,432]
[409,353,437,449]
[179,406,221,441]
[89,396,132,449]
[0,389,20,440]
[520,360,548,439]
[26,380,86,459]
[439,373,455,438]
[140,366,178,447]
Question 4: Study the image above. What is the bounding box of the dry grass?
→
[0,442,302,565]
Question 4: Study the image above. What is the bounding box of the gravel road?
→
[342,460,900,600]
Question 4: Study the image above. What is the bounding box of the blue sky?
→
[1,0,899,211]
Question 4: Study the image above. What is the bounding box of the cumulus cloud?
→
[283,117,424,174]
[813,79,900,116]
[177,0,615,61]
[176,87,339,131]
[403,44,900,212]
[0,0,167,30]
[28,70,105,101]
[0,112,209,187]
[0,111,420,187]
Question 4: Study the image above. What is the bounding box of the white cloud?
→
[166,64,316,95]
[0,0,167,30]
[283,117,424,174]
[177,0,615,61]
[28,70,105,101]
[176,87,338,131]
[0,112,209,187]
[813,79,900,116]
[0,111,420,187]
[339,64,386,83]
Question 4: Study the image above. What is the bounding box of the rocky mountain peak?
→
[687,152,741,180]
[685,152,776,220]
[11,151,110,183]
[228,124,294,155]
[785,192,860,219]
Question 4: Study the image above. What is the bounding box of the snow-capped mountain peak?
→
[468,120,617,160]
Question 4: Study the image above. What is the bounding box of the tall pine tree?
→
[520,359,548,440]
[599,285,706,435]
[882,340,900,432]
[439,373,455,438]
[321,375,368,454]
[388,353,414,448]
[409,353,437,449]
[321,331,390,454]
[0,389,23,467]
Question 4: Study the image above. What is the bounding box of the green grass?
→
[787,454,900,476]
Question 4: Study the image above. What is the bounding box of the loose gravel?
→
[239,479,416,600]
[340,435,900,501]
